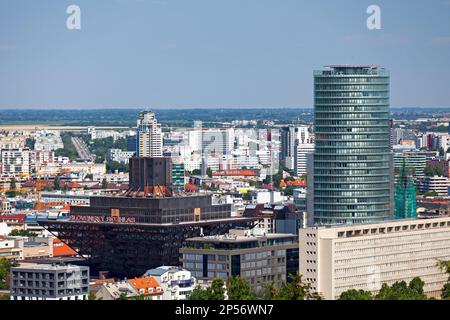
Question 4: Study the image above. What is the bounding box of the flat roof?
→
[12,263,87,272]
[324,64,380,69]
[186,233,297,243]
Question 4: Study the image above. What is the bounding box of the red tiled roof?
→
[128,276,163,296]
[213,170,257,177]
[0,214,26,224]
[52,239,78,256]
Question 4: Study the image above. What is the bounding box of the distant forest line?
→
[0,107,448,128]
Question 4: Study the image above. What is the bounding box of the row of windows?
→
[315,161,390,169]
[315,148,390,155]
[335,230,450,248]
[314,169,390,176]
[315,91,388,98]
[315,77,388,83]
[314,190,390,197]
[314,84,388,91]
[335,248,450,266]
[315,120,388,126]
[336,239,450,257]
[315,99,388,105]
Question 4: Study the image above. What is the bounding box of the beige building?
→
[299,217,450,299]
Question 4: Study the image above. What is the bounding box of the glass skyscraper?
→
[308,65,393,225]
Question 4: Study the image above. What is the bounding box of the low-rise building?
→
[95,280,138,300]
[299,217,450,299]
[180,228,299,293]
[419,176,449,196]
[143,266,196,300]
[10,263,89,300]
[128,276,164,300]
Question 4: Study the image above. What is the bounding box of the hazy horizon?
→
[1,0,450,109]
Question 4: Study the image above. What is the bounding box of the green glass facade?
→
[312,65,393,225]
[394,160,417,219]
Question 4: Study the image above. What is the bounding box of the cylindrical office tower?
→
[311,65,392,225]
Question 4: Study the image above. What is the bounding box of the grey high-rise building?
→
[307,65,394,225]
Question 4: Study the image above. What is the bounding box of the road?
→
[71,136,96,161]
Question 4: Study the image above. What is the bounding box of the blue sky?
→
[1,0,450,109]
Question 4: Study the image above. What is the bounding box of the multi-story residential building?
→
[0,237,21,259]
[294,143,314,177]
[1,148,31,176]
[299,217,450,299]
[308,65,393,225]
[171,161,185,191]
[189,128,235,157]
[143,266,196,300]
[106,149,135,164]
[394,151,427,179]
[180,228,299,292]
[281,126,311,171]
[419,176,449,196]
[136,111,163,157]
[10,263,89,300]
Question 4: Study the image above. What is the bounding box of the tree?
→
[209,278,226,300]
[275,273,322,300]
[339,289,373,300]
[227,276,252,300]
[117,292,129,300]
[242,192,252,201]
[438,260,450,299]
[0,258,19,290]
[206,168,213,178]
[191,169,201,176]
[424,191,438,197]
[189,279,225,300]
[54,175,61,190]
[408,277,425,295]
[424,165,444,177]
[189,286,211,300]
[88,293,97,300]
[101,178,108,189]
[374,278,426,300]
[442,283,450,300]
[9,229,37,237]
[6,178,17,197]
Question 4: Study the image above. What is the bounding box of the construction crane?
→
[0,186,31,214]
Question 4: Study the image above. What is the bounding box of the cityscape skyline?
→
[1,1,450,109]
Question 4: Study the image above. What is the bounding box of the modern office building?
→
[394,160,417,219]
[136,111,163,157]
[39,157,257,277]
[299,217,450,299]
[281,126,311,171]
[10,263,89,300]
[308,65,393,225]
[171,161,186,192]
[180,228,299,292]
[394,151,427,179]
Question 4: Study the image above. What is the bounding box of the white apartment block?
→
[136,111,163,157]
[419,176,449,197]
[294,143,314,176]
[1,148,31,176]
[299,217,450,300]
[106,149,135,164]
[144,266,196,300]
